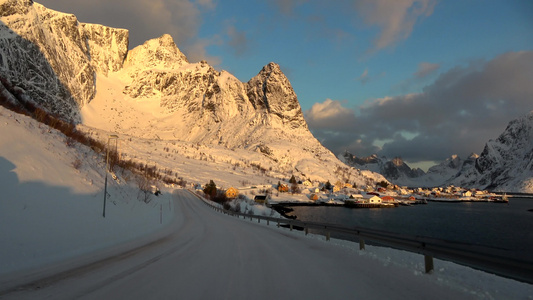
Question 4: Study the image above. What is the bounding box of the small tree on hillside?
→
[324,180,332,191]
[377,180,389,189]
[291,182,300,194]
[203,180,217,199]
[289,175,297,184]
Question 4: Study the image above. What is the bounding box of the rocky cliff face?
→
[0,0,128,121]
[81,23,129,76]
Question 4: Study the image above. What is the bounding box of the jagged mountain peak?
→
[467,153,479,160]
[124,34,188,70]
[246,62,306,130]
[391,157,404,167]
[260,62,282,74]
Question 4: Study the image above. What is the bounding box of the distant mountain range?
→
[340,112,533,192]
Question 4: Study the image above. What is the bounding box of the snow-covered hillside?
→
[0,106,174,275]
[0,0,385,187]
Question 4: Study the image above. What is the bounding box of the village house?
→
[302,180,313,187]
[278,184,289,193]
[368,195,382,204]
[225,187,239,199]
[381,195,395,203]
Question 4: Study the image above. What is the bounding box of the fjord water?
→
[289,198,533,261]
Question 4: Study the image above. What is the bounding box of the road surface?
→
[1,190,474,299]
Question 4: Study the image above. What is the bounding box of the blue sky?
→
[40,0,533,170]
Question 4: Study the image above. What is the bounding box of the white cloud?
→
[414,62,440,78]
[357,68,370,84]
[355,0,437,52]
[305,99,357,130]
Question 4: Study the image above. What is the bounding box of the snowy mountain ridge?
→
[447,112,533,192]
[341,111,533,192]
[0,0,386,186]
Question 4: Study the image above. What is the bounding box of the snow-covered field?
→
[1,107,532,299]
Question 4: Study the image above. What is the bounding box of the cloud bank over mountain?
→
[306,51,533,163]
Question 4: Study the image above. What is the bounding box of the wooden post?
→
[359,239,365,250]
[305,227,308,235]
[326,231,330,241]
[425,255,434,273]
[267,220,269,226]
[290,224,293,231]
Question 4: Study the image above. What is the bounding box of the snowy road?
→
[3,190,479,299]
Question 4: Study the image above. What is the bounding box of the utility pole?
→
[103,134,118,218]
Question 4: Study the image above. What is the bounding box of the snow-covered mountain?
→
[339,152,426,185]
[448,112,533,192]
[342,112,533,192]
[0,0,386,186]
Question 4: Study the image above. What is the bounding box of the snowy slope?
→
[0,106,174,276]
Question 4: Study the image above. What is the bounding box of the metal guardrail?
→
[194,192,533,284]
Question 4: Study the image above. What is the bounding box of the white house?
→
[302,180,313,187]
[368,195,382,204]
[462,190,472,197]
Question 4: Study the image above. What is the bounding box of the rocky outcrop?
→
[246,62,307,130]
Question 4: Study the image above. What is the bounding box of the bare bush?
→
[136,175,153,203]
[71,158,82,170]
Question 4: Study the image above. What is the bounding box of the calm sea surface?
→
[288,198,533,261]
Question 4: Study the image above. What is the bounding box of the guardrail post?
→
[290,224,293,231]
[277,221,280,228]
[305,227,308,235]
[424,255,434,273]
[359,239,365,250]
[267,220,269,226]
[258,218,260,223]
[326,231,330,241]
